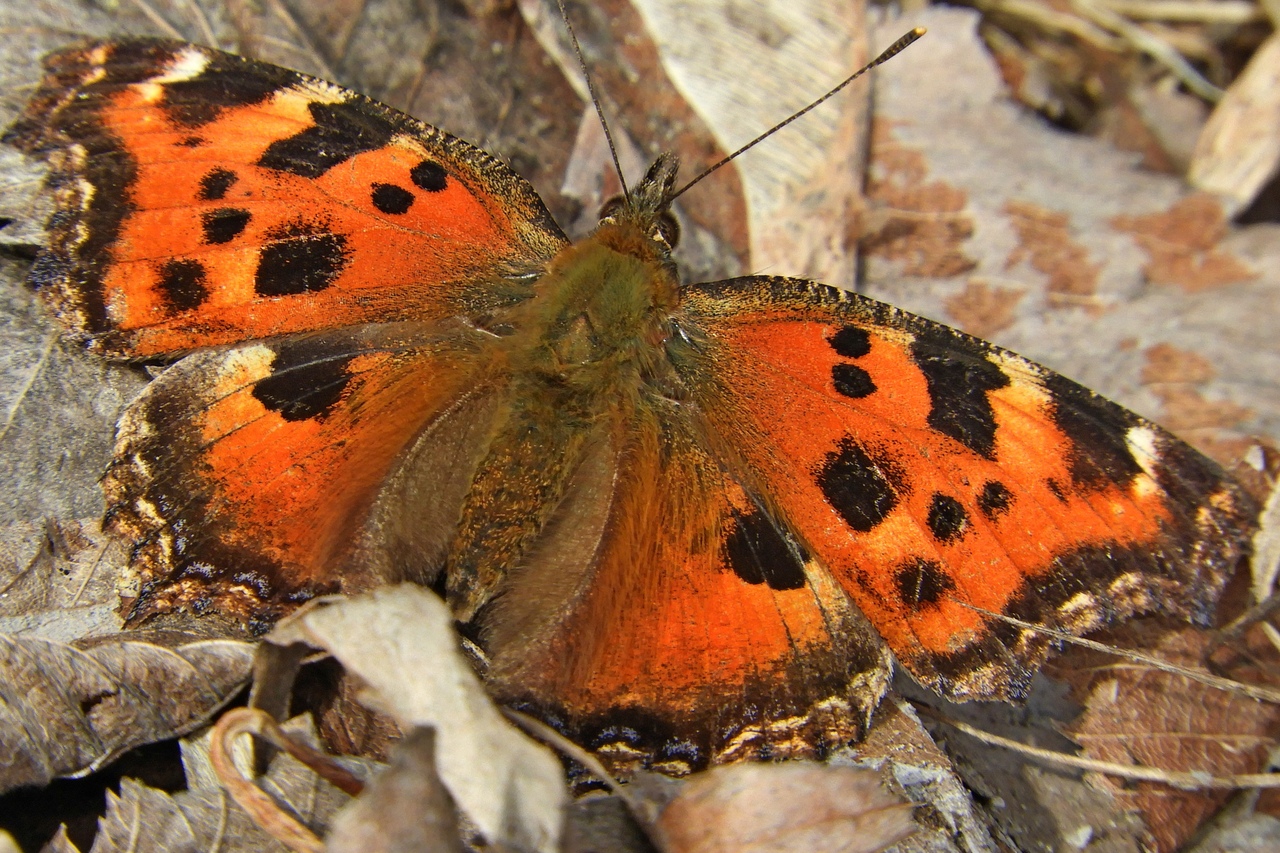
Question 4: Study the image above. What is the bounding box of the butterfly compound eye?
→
[598,197,625,222]
[655,210,680,249]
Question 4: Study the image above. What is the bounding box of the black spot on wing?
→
[254,226,349,296]
[198,168,238,200]
[258,100,397,178]
[178,136,205,148]
[895,558,955,609]
[828,326,871,358]
[371,183,415,215]
[927,493,969,543]
[816,437,904,533]
[724,507,807,591]
[977,481,1013,520]
[832,364,876,399]
[252,341,355,422]
[1043,372,1144,489]
[156,259,207,311]
[910,333,1009,460]
[159,50,300,128]
[411,159,448,192]
[201,207,251,244]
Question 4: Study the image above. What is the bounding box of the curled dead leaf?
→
[264,585,566,853]
[326,727,465,853]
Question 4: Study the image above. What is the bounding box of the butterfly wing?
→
[5,40,567,358]
[671,276,1256,700]
[479,401,892,772]
[105,321,509,626]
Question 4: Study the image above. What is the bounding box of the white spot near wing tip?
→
[1126,425,1160,466]
[149,46,211,85]
[1125,426,1163,497]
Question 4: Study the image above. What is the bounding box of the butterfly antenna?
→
[555,0,629,197]
[671,27,926,202]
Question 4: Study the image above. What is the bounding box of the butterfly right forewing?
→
[671,276,1255,701]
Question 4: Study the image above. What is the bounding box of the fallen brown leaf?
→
[1190,30,1280,214]
[326,727,464,853]
[1053,625,1280,852]
[0,630,252,794]
[653,762,914,853]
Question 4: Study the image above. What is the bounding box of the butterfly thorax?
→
[444,159,687,619]
[494,155,684,397]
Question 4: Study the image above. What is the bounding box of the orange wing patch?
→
[678,278,1253,699]
[6,40,566,357]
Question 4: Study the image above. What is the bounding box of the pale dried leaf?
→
[0,520,125,641]
[40,826,78,853]
[266,585,566,853]
[325,727,464,853]
[867,8,1279,464]
[654,763,914,853]
[1187,813,1280,853]
[628,0,867,286]
[0,631,252,793]
[1189,31,1280,214]
[1250,476,1280,603]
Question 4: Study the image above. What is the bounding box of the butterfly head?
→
[597,153,681,255]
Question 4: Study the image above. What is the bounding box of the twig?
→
[918,706,1280,790]
[211,707,366,853]
[962,605,1280,705]
[975,0,1123,51]
[1098,0,1263,24]
[1072,0,1224,100]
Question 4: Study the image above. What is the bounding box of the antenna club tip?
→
[912,26,927,37]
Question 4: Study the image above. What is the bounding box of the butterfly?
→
[4,32,1256,775]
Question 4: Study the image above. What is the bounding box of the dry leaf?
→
[0,520,125,642]
[265,585,566,853]
[0,630,252,793]
[1053,626,1280,852]
[325,727,464,853]
[1250,476,1280,605]
[1186,813,1280,853]
[49,715,369,853]
[620,0,868,286]
[1190,31,1280,214]
[654,763,914,853]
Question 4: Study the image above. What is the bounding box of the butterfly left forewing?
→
[5,39,567,358]
[673,276,1256,700]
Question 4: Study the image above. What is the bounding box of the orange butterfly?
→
[5,33,1255,774]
